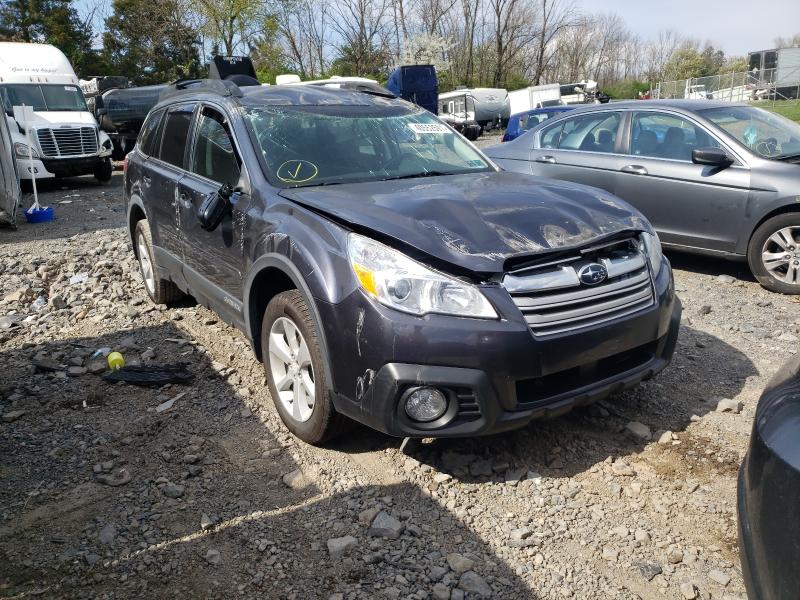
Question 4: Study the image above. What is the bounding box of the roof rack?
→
[159,78,243,101]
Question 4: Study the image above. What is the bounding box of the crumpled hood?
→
[280,171,651,273]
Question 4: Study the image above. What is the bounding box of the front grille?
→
[504,237,654,336]
[36,127,98,157]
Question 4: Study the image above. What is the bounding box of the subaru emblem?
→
[578,263,608,286]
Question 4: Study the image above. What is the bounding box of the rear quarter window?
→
[138,108,165,157]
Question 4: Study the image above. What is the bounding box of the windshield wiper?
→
[382,171,450,181]
[776,153,800,161]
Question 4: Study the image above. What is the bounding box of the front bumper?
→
[17,156,108,180]
[321,260,681,438]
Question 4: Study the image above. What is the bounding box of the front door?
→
[177,104,246,315]
[615,110,751,252]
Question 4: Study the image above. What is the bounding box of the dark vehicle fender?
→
[126,192,149,248]
[243,253,339,393]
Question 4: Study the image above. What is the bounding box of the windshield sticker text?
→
[408,123,450,134]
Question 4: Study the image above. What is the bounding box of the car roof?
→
[510,106,573,118]
[152,82,411,112]
[561,99,749,114]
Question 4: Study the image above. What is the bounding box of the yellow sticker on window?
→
[276,160,319,183]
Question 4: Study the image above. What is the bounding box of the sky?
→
[592,0,800,55]
[75,0,800,57]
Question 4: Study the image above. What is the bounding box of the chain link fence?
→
[654,67,800,105]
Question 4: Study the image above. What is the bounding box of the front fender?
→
[243,253,339,392]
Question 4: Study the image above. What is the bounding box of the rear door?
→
[529,110,627,192]
[177,104,246,304]
[614,110,751,252]
[145,104,195,264]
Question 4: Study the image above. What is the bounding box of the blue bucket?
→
[24,206,55,223]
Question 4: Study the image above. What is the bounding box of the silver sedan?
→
[485,100,800,294]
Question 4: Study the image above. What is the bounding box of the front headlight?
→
[347,233,497,319]
[13,142,38,159]
[641,232,664,276]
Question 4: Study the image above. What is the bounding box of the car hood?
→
[279,171,651,274]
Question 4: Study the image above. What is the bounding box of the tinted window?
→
[138,109,165,156]
[631,112,720,161]
[541,112,621,152]
[158,107,194,168]
[190,107,241,186]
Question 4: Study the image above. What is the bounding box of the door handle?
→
[535,155,557,164]
[620,165,648,175]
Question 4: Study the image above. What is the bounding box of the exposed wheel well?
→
[748,204,800,250]
[248,268,296,360]
[129,204,146,257]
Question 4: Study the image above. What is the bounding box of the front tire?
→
[134,220,184,305]
[261,290,345,444]
[94,157,113,183]
[748,213,800,294]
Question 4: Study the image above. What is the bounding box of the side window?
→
[158,106,194,168]
[557,112,622,152]
[630,112,720,161]
[190,107,241,186]
[540,121,564,148]
[138,108,165,157]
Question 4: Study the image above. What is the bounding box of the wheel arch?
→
[243,255,335,390]
[127,197,147,256]
[747,203,800,253]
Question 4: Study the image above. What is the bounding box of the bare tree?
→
[329,0,393,76]
[530,0,578,85]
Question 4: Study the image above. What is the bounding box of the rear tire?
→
[134,220,184,305]
[747,213,800,294]
[261,290,346,444]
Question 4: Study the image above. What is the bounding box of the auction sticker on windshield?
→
[409,123,450,134]
[277,160,318,183]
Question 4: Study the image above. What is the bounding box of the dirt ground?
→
[1,168,798,600]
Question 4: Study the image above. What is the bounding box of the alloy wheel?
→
[137,232,155,295]
[761,226,800,286]
[269,316,315,423]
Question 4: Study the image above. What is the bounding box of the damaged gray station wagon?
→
[124,79,681,444]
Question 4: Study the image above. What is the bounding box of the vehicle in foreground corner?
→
[738,355,800,600]
[502,106,575,142]
[124,79,680,444]
[485,100,800,294]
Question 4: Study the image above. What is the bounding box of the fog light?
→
[404,387,447,422]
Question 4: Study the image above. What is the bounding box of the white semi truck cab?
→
[0,42,113,182]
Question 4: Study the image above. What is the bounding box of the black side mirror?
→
[692,147,732,167]
[197,183,232,231]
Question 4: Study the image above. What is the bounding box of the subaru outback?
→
[123,79,681,444]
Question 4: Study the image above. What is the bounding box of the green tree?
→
[663,46,706,80]
[250,15,290,84]
[195,0,260,56]
[102,0,201,85]
[0,0,97,76]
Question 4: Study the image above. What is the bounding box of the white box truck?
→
[508,83,563,114]
[0,42,113,182]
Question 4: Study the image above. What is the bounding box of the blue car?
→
[502,106,575,142]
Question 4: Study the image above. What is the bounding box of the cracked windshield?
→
[244,105,491,187]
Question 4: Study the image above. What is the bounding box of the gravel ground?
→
[1,169,798,600]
